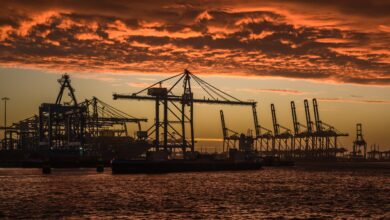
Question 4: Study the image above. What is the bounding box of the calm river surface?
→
[0,167,389,219]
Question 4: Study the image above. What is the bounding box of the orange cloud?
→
[127,82,151,88]
[239,88,306,95]
[318,97,390,104]
[0,1,388,86]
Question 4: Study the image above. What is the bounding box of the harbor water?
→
[0,167,389,219]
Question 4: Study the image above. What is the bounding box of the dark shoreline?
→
[1,160,389,170]
[0,160,110,168]
[295,161,390,170]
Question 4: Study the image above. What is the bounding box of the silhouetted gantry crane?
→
[39,74,86,150]
[353,123,367,159]
[286,99,317,158]
[220,109,255,152]
[253,98,349,160]
[0,72,351,161]
[312,98,349,158]
[0,115,39,151]
[220,110,239,151]
[271,103,293,157]
[113,69,255,155]
[291,100,309,158]
[82,97,147,138]
[0,72,357,163]
[252,105,273,154]
[2,74,148,158]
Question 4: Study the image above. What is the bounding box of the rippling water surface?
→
[0,167,389,219]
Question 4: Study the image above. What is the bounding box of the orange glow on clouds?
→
[318,97,390,105]
[0,0,389,86]
[239,88,306,95]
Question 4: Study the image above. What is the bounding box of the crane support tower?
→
[353,123,367,159]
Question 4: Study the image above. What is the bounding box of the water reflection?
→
[0,168,389,219]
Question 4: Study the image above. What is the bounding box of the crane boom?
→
[220,110,227,139]
[291,101,299,135]
[313,98,322,132]
[304,99,313,133]
[113,94,255,106]
[252,105,260,137]
[271,104,279,135]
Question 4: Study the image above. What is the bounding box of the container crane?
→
[271,103,293,158]
[312,98,348,158]
[290,101,308,158]
[220,110,239,151]
[113,69,256,155]
[252,105,273,154]
[353,123,367,159]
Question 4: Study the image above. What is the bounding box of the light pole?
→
[2,97,9,149]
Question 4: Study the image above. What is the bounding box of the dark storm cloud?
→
[0,0,389,85]
[277,0,390,18]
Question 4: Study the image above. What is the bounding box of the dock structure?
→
[0,74,148,161]
[2,70,386,162]
[367,145,390,161]
[353,126,390,161]
[115,70,352,161]
[250,99,349,160]
[220,109,255,153]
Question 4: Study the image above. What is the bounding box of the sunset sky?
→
[0,0,389,150]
